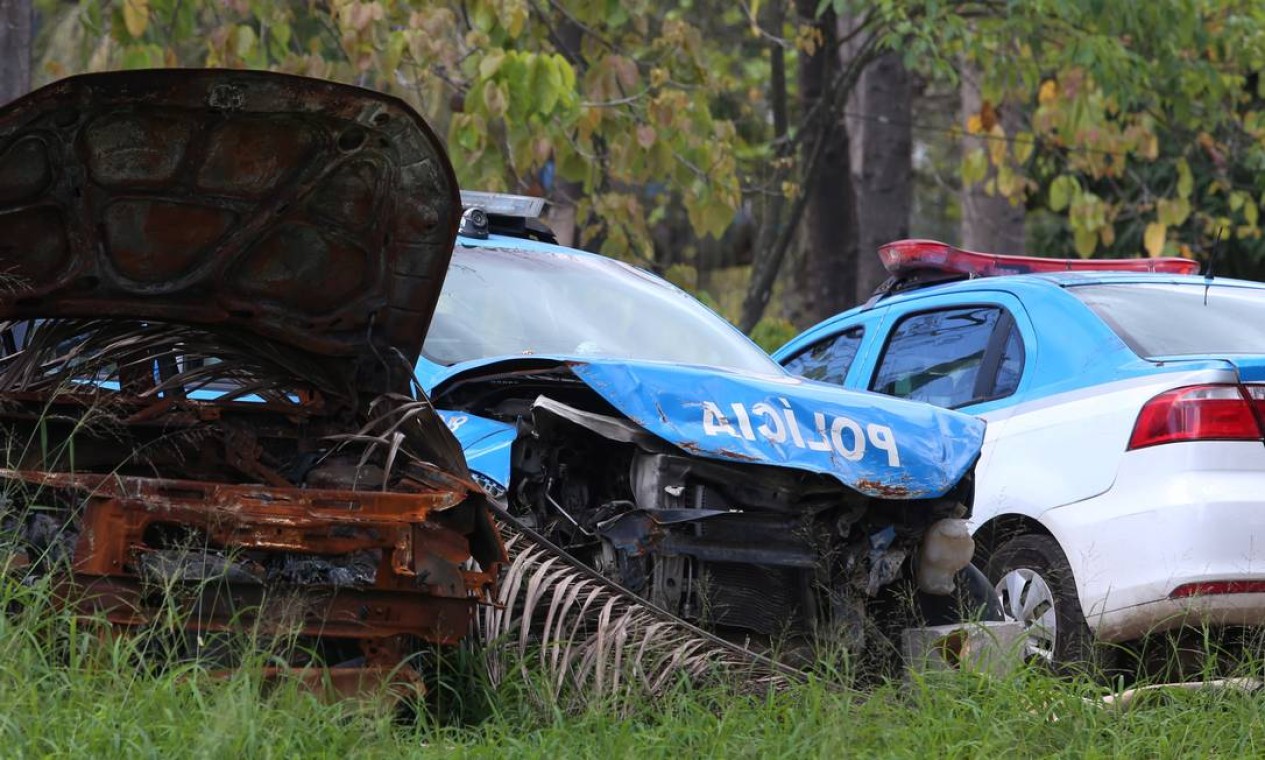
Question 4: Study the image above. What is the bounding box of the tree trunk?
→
[738,0,791,332]
[789,0,855,327]
[543,16,584,248]
[959,64,1025,252]
[847,51,911,302]
[0,0,33,106]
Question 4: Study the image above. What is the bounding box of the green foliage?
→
[41,0,743,262]
[949,1,1265,263]
[37,0,1265,315]
[748,316,798,353]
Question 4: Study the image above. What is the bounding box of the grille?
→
[701,561,805,635]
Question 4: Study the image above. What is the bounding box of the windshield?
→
[1071,282,1265,357]
[422,245,782,374]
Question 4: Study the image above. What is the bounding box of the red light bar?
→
[1170,580,1265,598]
[879,239,1201,279]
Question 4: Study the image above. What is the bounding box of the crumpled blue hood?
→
[568,360,982,499]
[425,355,984,500]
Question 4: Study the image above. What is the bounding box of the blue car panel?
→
[437,410,516,486]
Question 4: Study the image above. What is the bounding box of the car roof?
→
[830,271,1265,322]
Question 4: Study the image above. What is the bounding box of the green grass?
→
[2,575,1264,760]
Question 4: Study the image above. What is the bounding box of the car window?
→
[782,327,863,385]
[871,306,1018,408]
[994,324,1023,397]
[1070,283,1265,357]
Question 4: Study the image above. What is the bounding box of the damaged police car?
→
[417,194,999,653]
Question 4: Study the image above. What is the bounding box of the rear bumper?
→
[1040,442,1265,641]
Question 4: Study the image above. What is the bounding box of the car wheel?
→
[985,533,1105,671]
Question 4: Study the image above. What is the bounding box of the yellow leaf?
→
[1176,158,1194,199]
[1073,228,1097,258]
[988,123,1007,166]
[481,82,508,118]
[1013,132,1035,165]
[966,114,983,135]
[962,147,988,186]
[997,164,1017,198]
[123,0,149,39]
[506,0,528,38]
[1048,175,1077,212]
[1099,223,1116,247]
[1038,79,1058,105]
[1144,222,1167,257]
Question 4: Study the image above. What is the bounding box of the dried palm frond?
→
[320,393,471,488]
[0,318,354,406]
[482,521,804,713]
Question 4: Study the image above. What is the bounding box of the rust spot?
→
[855,479,912,498]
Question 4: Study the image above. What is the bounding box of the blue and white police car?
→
[414,195,1000,652]
[775,239,1265,665]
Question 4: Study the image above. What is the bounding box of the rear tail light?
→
[1170,580,1265,598]
[1128,384,1265,450]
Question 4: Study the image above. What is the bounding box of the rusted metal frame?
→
[4,469,488,574]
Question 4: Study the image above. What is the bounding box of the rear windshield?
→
[1071,282,1265,357]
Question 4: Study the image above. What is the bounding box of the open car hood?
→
[0,69,459,365]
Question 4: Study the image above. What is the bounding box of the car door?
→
[865,300,1027,413]
[781,292,1036,526]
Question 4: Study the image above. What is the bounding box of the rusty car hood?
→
[0,69,459,365]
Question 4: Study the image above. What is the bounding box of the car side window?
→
[783,326,864,385]
[871,306,1022,408]
[993,324,1024,398]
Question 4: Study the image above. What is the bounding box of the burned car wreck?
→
[0,70,503,695]
[420,224,1000,661]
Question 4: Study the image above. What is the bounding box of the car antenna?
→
[1204,227,1226,306]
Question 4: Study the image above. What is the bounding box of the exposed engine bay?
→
[436,364,989,658]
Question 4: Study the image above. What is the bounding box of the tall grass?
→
[2,567,1263,760]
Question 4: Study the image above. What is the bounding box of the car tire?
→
[985,533,1110,673]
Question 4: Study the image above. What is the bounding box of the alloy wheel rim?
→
[995,568,1058,662]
